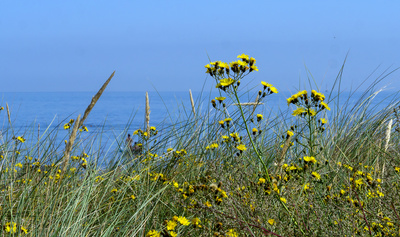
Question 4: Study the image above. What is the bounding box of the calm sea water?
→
[0,91,222,152]
[0,90,398,153]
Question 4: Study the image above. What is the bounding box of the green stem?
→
[232,87,305,235]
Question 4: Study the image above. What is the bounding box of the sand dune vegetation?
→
[1,54,400,236]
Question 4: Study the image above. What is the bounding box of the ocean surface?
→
[0,90,398,156]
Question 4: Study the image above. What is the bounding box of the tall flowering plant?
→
[204,54,278,176]
[205,54,307,233]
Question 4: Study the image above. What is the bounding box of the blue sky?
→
[1,1,399,92]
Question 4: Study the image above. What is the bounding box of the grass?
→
[1,55,400,236]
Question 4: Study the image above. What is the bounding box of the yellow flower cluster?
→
[261,81,278,94]
[63,119,75,130]
[205,54,258,77]
[303,156,317,164]
[287,90,307,105]
[292,107,316,117]
[206,143,219,150]
[256,114,263,122]
[311,90,325,101]
[4,222,28,234]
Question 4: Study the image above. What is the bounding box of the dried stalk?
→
[62,71,115,172]
[384,119,393,152]
[381,119,393,178]
[145,92,150,135]
[62,115,81,173]
[79,71,115,127]
[233,102,264,106]
[6,103,11,127]
[189,89,195,116]
[250,94,260,117]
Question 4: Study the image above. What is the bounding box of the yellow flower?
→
[286,130,294,137]
[303,156,316,164]
[250,57,256,65]
[250,65,259,72]
[111,188,118,193]
[260,82,278,93]
[21,226,28,234]
[192,217,202,227]
[308,109,317,116]
[205,201,212,207]
[173,181,179,188]
[219,62,230,69]
[210,143,218,149]
[292,107,306,116]
[131,195,136,200]
[226,229,238,237]
[237,60,248,67]
[268,219,275,225]
[215,96,226,102]
[280,197,287,203]
[304,183,310,191]
[258,178,266,184]
[219,78,235,87]
[224,118,232,123]
[320,118,327,124]
[237,53,249,61]
[256,114,263,121]
[177,216,190,226]
[261,81,278,93]
[169,231,177,237]
[229,61,239,69]
[355,178,363,187]
[15,163,23,168]
[311,90,325,101]
[261,81,272,88]
[5,222,17,233]
[312,172,321,180]
[146,230,160,237]
[230,132,240,142]
[236,144,247,151]
[269,86,278,93]
[320,101,331,111]
[81,125,89,132]
[16,136,26,143]
[166,220,177,230]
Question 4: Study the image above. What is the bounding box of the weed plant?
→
[1,55,400,236]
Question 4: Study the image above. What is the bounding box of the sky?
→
[1,1,400,92]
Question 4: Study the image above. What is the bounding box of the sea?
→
[0,90,398,159]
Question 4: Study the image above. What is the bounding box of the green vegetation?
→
[1,54,400,236]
